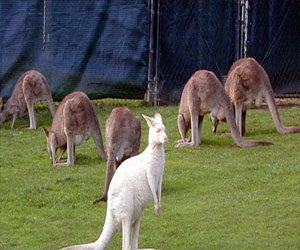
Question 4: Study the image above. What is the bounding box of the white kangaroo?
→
[43,91,107,167]
[61,113,168,250]
[0,70,55,129]
[94,107,141,203]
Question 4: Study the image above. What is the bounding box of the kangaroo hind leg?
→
[122,218,132,250]
[234,102,244,136]
[26,100,37,129]
[131,217,141,250]
[54,135,75,167]
[45,96,56,117]
[11,113,18,129]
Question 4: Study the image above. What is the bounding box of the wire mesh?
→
[155,0,300,104]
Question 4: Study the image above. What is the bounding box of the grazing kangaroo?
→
[94,107,141,203]
[43,91,107,167]
[61,113,168,250]
[0,70,55,129]
[176,70,272,148]
[211,57,300,136]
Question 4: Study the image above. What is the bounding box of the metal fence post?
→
[147,0,156,106]
[147,0,161,106]
[235,0,249,60]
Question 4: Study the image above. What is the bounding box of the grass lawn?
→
[0,99,299,250]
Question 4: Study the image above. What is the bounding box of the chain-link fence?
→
[150,0,300,105]
[247,0,300,95]
[1,1,299,104]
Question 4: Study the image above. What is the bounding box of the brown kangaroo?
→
[94,107,141,203]
[43,91,107,167]
[211,57,300,136]
[176,70,273,147]
[0,70,55,129]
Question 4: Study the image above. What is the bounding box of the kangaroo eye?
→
[156,128,161,133]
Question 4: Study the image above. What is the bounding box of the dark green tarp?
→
[0,0,148,101]
[1,0,299,104]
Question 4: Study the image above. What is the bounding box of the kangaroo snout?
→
[162,135,168,144]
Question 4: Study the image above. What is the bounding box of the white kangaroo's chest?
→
[108,151,164,221]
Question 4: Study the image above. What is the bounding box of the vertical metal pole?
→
[147,0,161,106]
[240,0,245,58]
[243,0,249,57]
[43,0,47,51]
[240,0,249,58]
[154,0,160,106]
[235,0,241,60]
[147,0,155,105]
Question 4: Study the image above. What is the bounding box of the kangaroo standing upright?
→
[43,91,107,167]
[210,57,300,135]
[61,113,168,250]
[0,70,55,129]
[176,70,272,148]
[94,107,141,203]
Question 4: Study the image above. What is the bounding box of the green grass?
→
[0,99,299,250]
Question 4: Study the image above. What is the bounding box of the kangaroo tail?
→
[261,77,300,134]
[226,103,273,147]
[94,149,116,203]
[220,87,273,147]
[61,212,117,250]
[60,228,115,250]
[60,242,98,250]
[92,120,107,161]
[40,74,56,117]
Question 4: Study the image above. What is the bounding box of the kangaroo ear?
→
[142,114,155,128]
[154,113,162,122]
[42,127,49,137]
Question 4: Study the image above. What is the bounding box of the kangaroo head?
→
[0,107,10,125]
[0,97,8,124]
[43,127,57,164]
[0,113,5,125]
[0,98,19,125]
[142,113,168,145]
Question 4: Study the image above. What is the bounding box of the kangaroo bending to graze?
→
[43,91,107,167]
[61,113,168,250]
[176,70,273,148]
[210,57,300,136]
[0,70,55,129]
[94,107,141,203]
